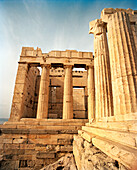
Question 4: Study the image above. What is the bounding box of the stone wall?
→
[0,133,73,170]
[48,68,64,119]
[73,88,86,119]
[23,67,40,118]
[33,75,41,118]
[10,64,40,121]
[0,119,88,170]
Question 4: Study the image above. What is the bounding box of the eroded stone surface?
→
[73,135,128,170]
[0,120,87,169]
[1,7,137,170]
[41,153,77,170]
[10,49,93,121]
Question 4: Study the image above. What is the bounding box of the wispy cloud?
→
[0,0,136,118]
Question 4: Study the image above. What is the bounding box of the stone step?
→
[0,125,77,130]
[20,118,88,122]
[1,128,79,134]
[86,120,137,133]
[1,124,82,130]
[4,119,88,126]
[78,130,96,142]
[82,125,137,148]
[1,119,88,135]
[92,137,137,169]
[18,125,82,131]
[78,130,137,169]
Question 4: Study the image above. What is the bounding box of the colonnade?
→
[36,64,95,119]
[36,10,137,121]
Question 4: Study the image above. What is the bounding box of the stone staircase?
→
[77,121,137,169]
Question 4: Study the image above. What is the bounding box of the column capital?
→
[64,64,73,69]
[86,63,94,69]
[101,8,134,16]
[41,64,51,69]
[89,19,107,35]
[101,8,135,23]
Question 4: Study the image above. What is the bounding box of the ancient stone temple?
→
[9,48,93,121]
[0,8,137,170]
[0,49,92,169]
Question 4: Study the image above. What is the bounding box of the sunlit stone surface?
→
[0,8,137,170]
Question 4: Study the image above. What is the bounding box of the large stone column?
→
[37,64,50,119]
[9,63,29,121]
[101,9,137,116]
[87,65,95,121]
[63,65,73,119]
[89,19,113,120]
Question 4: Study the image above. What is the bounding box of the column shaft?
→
[89,19,113,120]
[87,66,95,121]
[63,65,73,119]
[107,11,137,115]
[37,65,50,119]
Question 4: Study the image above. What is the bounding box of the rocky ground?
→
[41,138,128,170]
[73,135,128,170]
[41,153,77,170]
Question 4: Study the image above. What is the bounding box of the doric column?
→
[101,9,137,116]
[63,65,73,119]
[87,65,95,121]
[9,63,29,121]
[37,64,50,119]
[89,19,113,120]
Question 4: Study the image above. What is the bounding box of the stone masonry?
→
[9,48,93,121]
[75,8,137,170]
[0,7,137,170]
[0,49,92,169]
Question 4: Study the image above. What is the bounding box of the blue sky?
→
[0,0,137,118]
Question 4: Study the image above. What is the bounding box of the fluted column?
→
[63,65,73,119]
[87,65,95,121]
[89,19,113,120]
[102,9,137,116]
[37,64,50,119]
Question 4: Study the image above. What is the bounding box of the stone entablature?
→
[21,48,93,58]
[20,48,93,66]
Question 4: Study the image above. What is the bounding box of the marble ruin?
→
[0,8,137,170]
[9,49,92,121]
